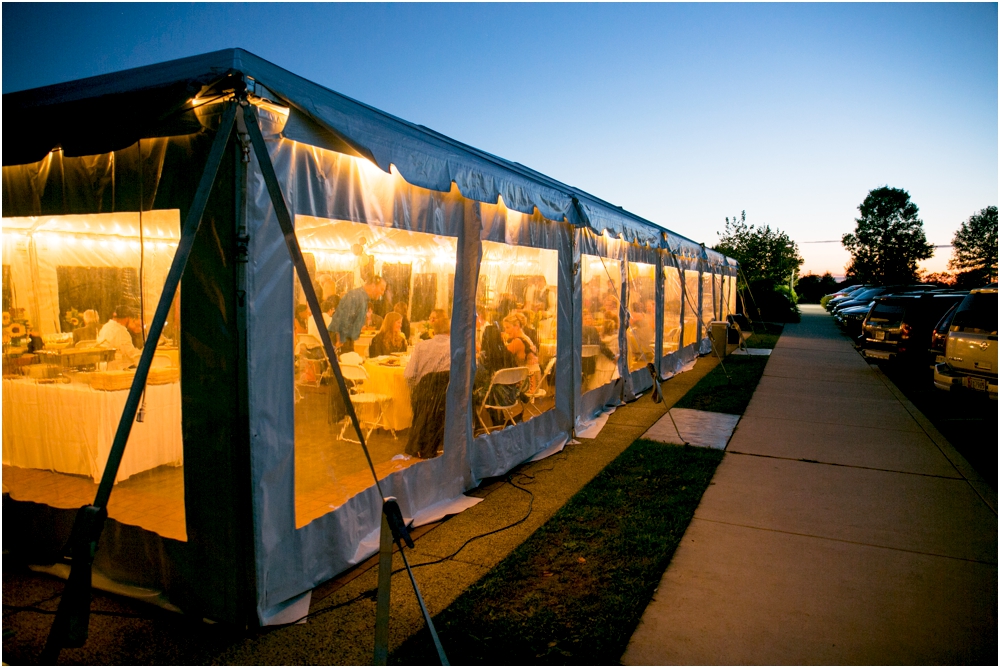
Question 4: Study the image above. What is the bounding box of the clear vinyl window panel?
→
[580,254,622,392]
[683,269,701,347]
[2,211,186,541]
[701,272,715,329]
[626,262,656,372]
[293,215,457,528]
[728,277,738,318]
[663,266,683,355]
[473,241,558,435]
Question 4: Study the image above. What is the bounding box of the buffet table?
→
[2,378,183,483]
[361,356,412,431]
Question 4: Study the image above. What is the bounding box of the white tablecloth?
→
[2,378,183,483]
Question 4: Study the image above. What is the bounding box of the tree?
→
[713,211,803,291]
[949,206,997,284]
[841,186,934,285]
[796,272,839,303]
[713,211,803,322]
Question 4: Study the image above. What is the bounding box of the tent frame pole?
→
[242,102,449,666]
[238,102,384,498]
[40,100,239,664]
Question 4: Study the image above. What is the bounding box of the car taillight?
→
[900,323,912,339]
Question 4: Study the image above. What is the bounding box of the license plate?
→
[966,376,987,392]
[866,349,891,360]
[874,330,885,341]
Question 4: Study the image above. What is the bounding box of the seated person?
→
[294,304,309,337]
[404,308,451,459]
[97,304,142,369]
[582,311,617,376]
[514,311,540,350]
[503,313,540,395]
[306,296,339,342]
[368,311,408,357]
[73,309,101,344]
[404,308,450,389]
[365,306,383,332]
[473,323,517,413]
[393,301,411,341]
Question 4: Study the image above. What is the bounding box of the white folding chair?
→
[337,363,394,441]
[295,334,322,356]
[476,366,529,435]
[339,351,364,366]
[523,357,557,418]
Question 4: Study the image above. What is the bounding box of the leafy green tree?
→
[949,206,997,284]
[713,211,803,322]
[713,211,803,291]
[796,272,839,303]
[842,186,934,284]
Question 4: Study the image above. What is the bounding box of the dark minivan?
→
[860,292,968,362]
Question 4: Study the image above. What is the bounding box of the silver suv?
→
[933,285,998,398]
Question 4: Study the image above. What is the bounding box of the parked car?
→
[831,287,894,315]
[826,285,874,311]
[933,285,998,398]
[832,284,944,318]
[837,303,877,340]
[928,302,960,367]
[823,284,869,310]
[860,292,967,363]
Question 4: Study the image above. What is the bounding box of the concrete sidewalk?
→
[622,305,998,665]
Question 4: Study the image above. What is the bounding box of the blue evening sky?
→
[4,3,996,276]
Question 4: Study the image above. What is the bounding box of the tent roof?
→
[3,48,732,264]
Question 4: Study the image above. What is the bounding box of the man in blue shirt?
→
[328,276,386,353]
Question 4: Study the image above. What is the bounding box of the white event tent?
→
[2,48,737,625]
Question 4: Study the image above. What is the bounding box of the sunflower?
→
[70,317,80,327]
[7,323,25,338]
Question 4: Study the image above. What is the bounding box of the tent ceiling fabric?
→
[3,48,734,264]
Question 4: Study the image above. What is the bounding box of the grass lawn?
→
[674,324,781,415]
[391,325,782,665]
[390,442,725,666]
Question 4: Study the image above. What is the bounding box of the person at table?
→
[327,276,386,354]
[404,308,450,389]
[306,296,339,342]
[368,311,408,357]
[392,302,411,341]
[582,311,617,377]
[97,304,141,369]
[630,300,655,363]
[511,311,539,350]
[73,309,100,344]
[473,323,517,419]
[503,313,540,394]
[294,304,310,338]
[404,308,451,459]
[364,305,383,332]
